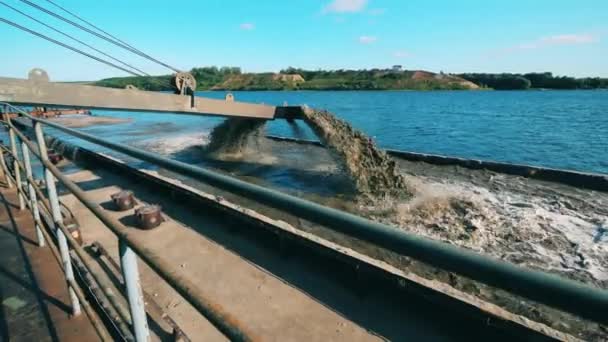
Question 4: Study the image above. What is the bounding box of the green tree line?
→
[458,72,608,90]
[94,67,608,91]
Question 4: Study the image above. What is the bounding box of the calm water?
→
[56,90,608,174]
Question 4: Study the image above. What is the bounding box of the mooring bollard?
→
[33,121,81,316]
[119,239,150,342]
[4,113,25,210]
[21,141,44,247]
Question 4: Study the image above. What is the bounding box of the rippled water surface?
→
[57,90,608,174]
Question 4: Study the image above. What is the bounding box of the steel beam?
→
[0,75,302,119]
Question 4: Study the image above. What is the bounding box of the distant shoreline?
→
[94,67,608,92]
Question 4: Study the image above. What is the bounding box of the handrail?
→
[0,146,113,341]
[2,102,608,327]
[2,114,255,341]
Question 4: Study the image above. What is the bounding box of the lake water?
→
[58,90,608,174]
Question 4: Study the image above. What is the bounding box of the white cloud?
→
[495,33,598,57]
[322,0,367,14]
[240,23,255,30]
[393,51,411,58]
[358,35,377,44]
[540,34,597,45]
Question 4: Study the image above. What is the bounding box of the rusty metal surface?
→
[111,190,136,211]
[91,242,192,342]
[134,204,163,230]
[0,75,303,119]
[0,187,103,341]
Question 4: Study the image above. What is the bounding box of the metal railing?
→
[1,102,607,341]
[1,105,254,341]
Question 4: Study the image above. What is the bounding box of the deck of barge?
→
[0,185,100,342]
[1,156,566,341]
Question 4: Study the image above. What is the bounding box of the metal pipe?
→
[4,113,26,209]
[20,140,44,246]
[33,120,81,316]
[119,240,150,342]
[70,250,134,342]
[5,104,607,325]
[11,119,256,342]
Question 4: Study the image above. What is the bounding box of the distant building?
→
[392,65,403,72]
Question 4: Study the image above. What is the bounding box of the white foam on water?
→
[136,132,210,155]
[379,174,608,285]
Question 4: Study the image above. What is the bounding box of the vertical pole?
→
[21,141,44,247]
[5,113,25,210]
[119,239,149,342]
[0,106,11,187]
[0,144,12,188]
[34,121,81,316]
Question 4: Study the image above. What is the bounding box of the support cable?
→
[0,1,149,77]
[0,17,143,77]
[19,0,182,73]
[44,0,143,56]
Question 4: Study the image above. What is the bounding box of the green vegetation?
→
[94,67,608,91]
[94,66,476,91]
[459,72,608,90]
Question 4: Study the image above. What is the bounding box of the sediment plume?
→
[301,107,413,198]
[205,118,266,158]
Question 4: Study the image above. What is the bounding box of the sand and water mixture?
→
[201,108,607,340]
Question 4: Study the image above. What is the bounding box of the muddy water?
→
[301,108,413,199]
[205,118,266,159]
[206,110,413,199]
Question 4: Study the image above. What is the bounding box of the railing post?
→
[33,121,81,316]
[4,113,25,210]
[119,239,149,342]
[0,143,12,188]
[21,141,45,247]
[0,106,12,187]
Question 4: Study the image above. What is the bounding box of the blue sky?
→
[1,0,607,81]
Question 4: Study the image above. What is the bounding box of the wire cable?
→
[44,0,143,54]
[0,1,149,76]
[18,0,181,73]
[0,17,143,77]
